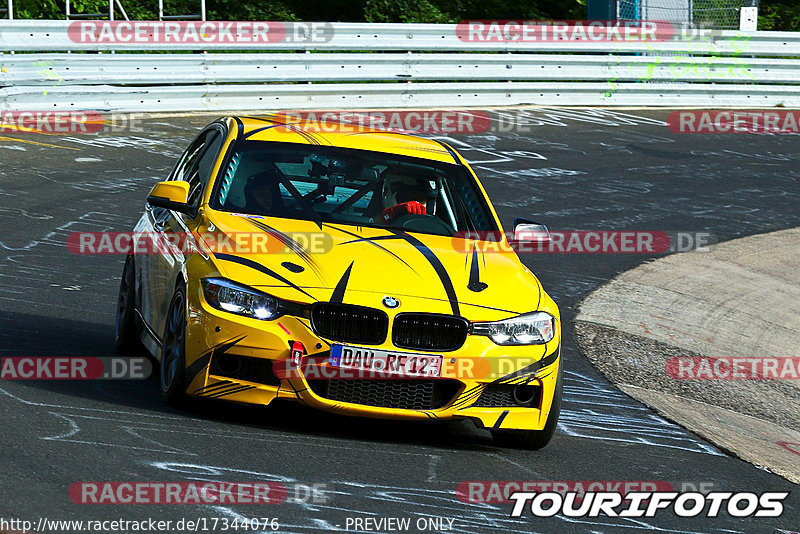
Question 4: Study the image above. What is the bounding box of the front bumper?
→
[185,287,561,432]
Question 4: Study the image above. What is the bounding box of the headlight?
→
[472,311,555,345]
[202,278,280,320]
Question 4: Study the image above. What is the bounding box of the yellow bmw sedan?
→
[115,115,562,449]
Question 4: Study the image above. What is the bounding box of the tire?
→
[114,255,140,354]
[491,361,563,450]
[160,285,188,405]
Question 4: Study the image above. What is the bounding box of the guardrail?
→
[1,20,800,111]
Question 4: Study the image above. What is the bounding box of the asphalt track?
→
[0,108,799,533]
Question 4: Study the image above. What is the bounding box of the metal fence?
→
[0,0,11,20]
[1,20,799,111]
[619,0,759,30]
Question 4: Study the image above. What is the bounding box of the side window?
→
[170,134,206,182]
[191,131,223,206]
[170,128,223,208]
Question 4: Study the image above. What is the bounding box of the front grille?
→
[311,303,388,345]
[307,379,462,410]
[209,353,281,386]
[473,383,541,407]
[392,313,469,351]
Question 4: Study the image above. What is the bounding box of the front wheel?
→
[114,255,140,353]
[491,361,563,450]
[160,285,187,405]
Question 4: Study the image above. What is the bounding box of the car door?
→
[143,125,225,342]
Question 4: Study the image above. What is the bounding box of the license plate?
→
[329,345,443,378]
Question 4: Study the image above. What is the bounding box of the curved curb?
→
[574,227,800,483]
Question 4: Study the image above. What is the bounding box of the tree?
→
[10,0,586,22]
[759,0,800,31]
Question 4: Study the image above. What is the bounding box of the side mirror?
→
[512,218,551,247]
[147,181,193,215]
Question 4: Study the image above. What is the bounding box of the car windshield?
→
[210,141,498,236]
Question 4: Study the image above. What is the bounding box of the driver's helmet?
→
[244,167,281,209]
[382,174,438,208]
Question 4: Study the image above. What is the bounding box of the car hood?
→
[204,212,545,320]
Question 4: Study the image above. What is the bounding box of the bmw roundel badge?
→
[382,296,400,309]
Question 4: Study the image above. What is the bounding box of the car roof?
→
[227,115,460,165]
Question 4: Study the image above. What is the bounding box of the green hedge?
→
[9,0,799,31]
[759,1,800,31]
[11,0,584,23]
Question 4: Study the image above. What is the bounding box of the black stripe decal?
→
[460,388,484,403]
[266,116,321,145]
[391,231,460,316]
[301,127,328,146]
[185,335,247,386]
[537,369,556,381]
[330,261,354,304]
[184,353,212,387]
[241,115,277,123]
[460,384,482,397]
[240,115,320,145]
[493,410,510,429]
[243,124,283,139]
[454,386,483,402]
[233,117,244,138]
[467,246,488,292]
[281,122,320,145]
[206,385,256,399]
[201,383,249,397]
[493,346,560,385]
[285,374,304,403]
[246,219,323,279]
[326,225,418,273]
[215,253,315,299]
[466,303,518,314]
[535,277,542,311]
[434,140,462,166]
[193,380,234,394]
[452,388,484,408]
[341,235,406,243]
[288,127,319,146]
[276,116,329,146]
